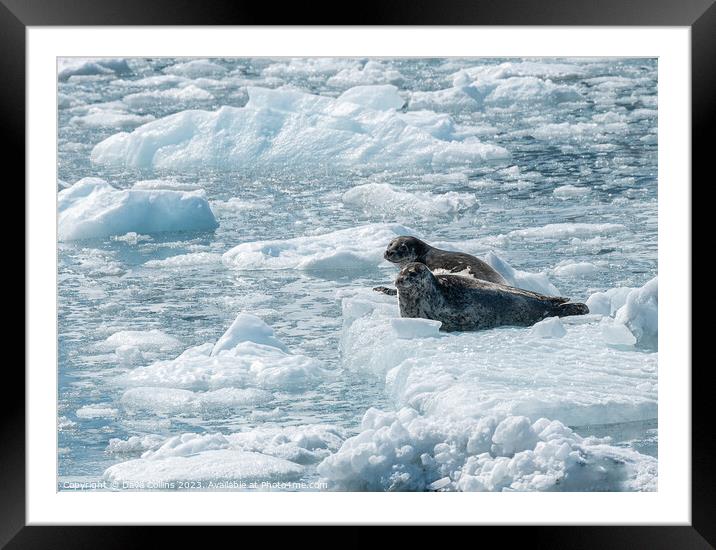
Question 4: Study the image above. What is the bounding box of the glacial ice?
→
[553,261,600,278]
[211,313,288,355]
[615,277,658,349]
[326,60,404,87]
[75,405,119,419]
[162,59,228,78]
[58,178,218,241]
[316,407,656,491]
[103,425,346,485]
[143,252,223,269]
[484,251,561,295]
[122,85,215,109]
[531,317,567,338]
[120,313,325,394]
[222,223,413,273]
[90,86,509,171]
[69,108,155,129]
[58,58,132,81]
[553,185,591,199]
[409,62,585,113]
[336,85,405,111]
[339,289,656,426]
[342,183,477,218]
[104,449,305,486]
[100,329,182,353]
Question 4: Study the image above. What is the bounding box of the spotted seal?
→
[395,262,588,331]
[373,236,507,295]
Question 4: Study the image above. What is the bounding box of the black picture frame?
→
[7,0,710,546]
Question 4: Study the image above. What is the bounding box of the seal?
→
[385,236,507,283]
[373,235,507,296]
[395,262,588,331]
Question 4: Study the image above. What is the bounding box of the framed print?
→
[9,0,711,545]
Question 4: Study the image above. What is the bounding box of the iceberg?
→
[90,86,509,171]
[58,178,218,241]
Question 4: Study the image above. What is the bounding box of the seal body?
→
[384,236,508,285]
[395,262,588,332]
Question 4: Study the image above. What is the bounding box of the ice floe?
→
[104,424,346,486]
[122,85,214,110]
[326,60,404,87]
[119,313,325,396]
[317,407,656,491]
[222,223,413,273]
[58,58,132,81]
[162,59,228,79]
[338,288,656,426]
[342,183,477,218]
[90,86,509,171]
[58,178,218,241]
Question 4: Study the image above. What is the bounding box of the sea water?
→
[58,57,657,491]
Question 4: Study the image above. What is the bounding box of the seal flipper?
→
[556,302,589,317]
[373,286,398,296]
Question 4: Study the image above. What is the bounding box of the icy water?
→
[58,57,657,491]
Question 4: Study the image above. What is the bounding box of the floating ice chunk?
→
[340,291,656,426]
[58,178,218,241]
[531,317,566,339]
[327,60,404,87]
[337,85,405,111]
[420,172,469,185]
[585,287,635,316]
[317,407,656,491]
[553,261,600,278]
[222,223,413,273]
[101,329,182,353]
[409,62,584,114]
[112,74,189,89]
[601,322,637,346]
[69,109,154,129]
[491,416,539,456]
[507,223,625,241]
[162,59,228,78]
[342,183,476,218]
[484,251,561,296]
[76,405,119,419]
[58,416,77,430]
[122,316,324,393]
[390,318,443,339]
[553,185,591,199]
[104,425,345,486]
[120,387,273,414]
[144,252,223,269]
[122,85,214,109]
[58,58,131,81]
[90,87,508,171]
[262,58,359,78]
[615,277,658,349]
[104,449,304,486]
[212,313,288,355]
[106,435,165,455]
